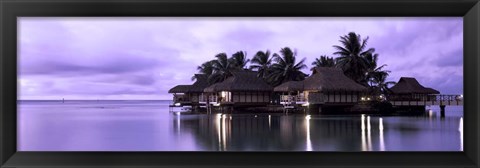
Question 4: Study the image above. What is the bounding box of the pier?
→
[389,94,463,117]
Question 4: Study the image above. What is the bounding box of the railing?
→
[280,95,307,104]
[199,95,208,103]
[434,95,463,101]
[209,95,219,103]
[173,95,190,102]
[387,94,463,101]
[296,95,307,102]
[388,94,463,106]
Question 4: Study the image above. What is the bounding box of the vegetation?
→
[194,32,394,96]
[363,52,396,95]
[249,50,272,79]
[266,47,308,86]
[311,55,335,70]
[230,51,250,70]
[333,32,374,86]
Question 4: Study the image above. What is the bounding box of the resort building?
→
[203,71,273,107]
[168,74,210,107]
[388,77,440,101]
[169,69,455,115]
[274,67,367,113]
[387,77,442,113]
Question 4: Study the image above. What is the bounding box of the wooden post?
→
[440,105,446,118]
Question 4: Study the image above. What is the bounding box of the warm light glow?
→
[361,114,365,131]
[379,118,384,131]
[176,111,181,135]
[367,97,371,101]
[268,115,271,128]
[306,115,312,151]
[302,102,310,106]
[367,116,372,151]
[221,91,227,98]
[222,113,227,151]
[215,113,222,151]
[367,116,371,131]
[379,117,385,151]
[361,114,367,151]
[361,97,365,101]
[174,103,181,106]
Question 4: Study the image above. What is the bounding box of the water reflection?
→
[18,101,463,151]
[367,116,372,151]
[305,115,312,151]
[361,115,373,151]
[459,117,463,151]
[268,115,271,129]
[379,118,385,151]
[361,114,367,151]
[170,111,461,151]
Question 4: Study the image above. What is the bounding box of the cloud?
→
[18,17,463,100]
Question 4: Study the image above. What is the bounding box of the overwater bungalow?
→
[203,70,273,108]
[387,77,441,113]
[274,67,368,113]
[168,74,210,107]
[274,80,306,105]
[388,77,440,101]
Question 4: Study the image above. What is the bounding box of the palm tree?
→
[369,71,396,96]
[362,52,396,95]
[267,47,308,86]
[333,32,374,86]
[193,60,216,81]
[249,50,272,79]
[229,51,250,70]
[209,53,234,84]
[311,55,335,70]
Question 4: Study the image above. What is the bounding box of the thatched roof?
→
[168,74,209,93]
[273,80,304,92]
[302,67,367,92]
[390,77,440,94]
[204,70,273,92]
[168,85,192,93]
[189,74,209,93]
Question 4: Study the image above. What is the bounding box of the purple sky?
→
[18,17,463,100]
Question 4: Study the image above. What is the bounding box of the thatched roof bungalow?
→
[390,77,440,94]
[204,70,273,106]
[273,80,304,92]
[274,67,367,105]
[304,67,367,92]
[168,85,192,94]
[389,77,440,101]
[168,74,210,105]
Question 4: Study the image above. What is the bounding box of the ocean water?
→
[18,100,463,151]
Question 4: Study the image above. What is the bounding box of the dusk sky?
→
[18,17,463,100]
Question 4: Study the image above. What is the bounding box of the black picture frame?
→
[1,0,479,167]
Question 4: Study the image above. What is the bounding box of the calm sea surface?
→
[18,100,463,151]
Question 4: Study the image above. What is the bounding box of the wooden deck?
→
[389,95,463,106]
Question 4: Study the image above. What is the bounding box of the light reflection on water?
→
[18,101,463,151]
